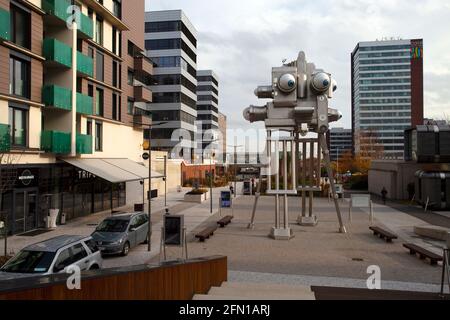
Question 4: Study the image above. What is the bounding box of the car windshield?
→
[1,250,56,274]
[96,219,129,233]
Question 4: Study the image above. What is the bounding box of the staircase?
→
[193,281,316,300]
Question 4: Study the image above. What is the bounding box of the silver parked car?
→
[0,235,103,281]
[91,213,149,256]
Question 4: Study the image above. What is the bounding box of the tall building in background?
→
[351,39,424,159]
[196,70,219,162]
[145,10,198,161]
[329,128,352,161]
[0,0,151,235]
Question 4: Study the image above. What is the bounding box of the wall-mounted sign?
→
[142,153,150,160]
[411,39,423,59]
[18,169,35,186]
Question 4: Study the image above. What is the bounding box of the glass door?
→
[25,192,37,232]
[14,191,25,234]
[13,189,38,234]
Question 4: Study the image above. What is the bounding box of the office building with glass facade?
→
[145,10,198,161]
[328,128,352,161]
[196,70,219,162]
[351,39,424,159]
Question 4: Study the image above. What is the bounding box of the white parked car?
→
[0,235,103,281]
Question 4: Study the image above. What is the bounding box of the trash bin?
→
[60,212,66,225]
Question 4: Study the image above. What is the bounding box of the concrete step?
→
[222,281,313,294]
[207,286,315,300]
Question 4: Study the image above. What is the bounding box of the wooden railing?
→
[0,256,227,300]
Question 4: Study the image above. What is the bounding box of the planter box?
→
[184,191,210,203]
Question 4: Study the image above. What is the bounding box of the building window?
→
[127,70,134,85]
[88,84,94,97]
[95,88,104,116]
[88,46,94,58]
[95,122,103,151]
[87,119,92,136]
[95,17,103,46]
[112,93,121,121]
[10,4,31,49]
[112,60,118,87]
[9,105,28,147]
[127,98,134,115]
[9,55,30,98]
[96,51,104,82]
[112,27,118,55]
[112,0,121,19]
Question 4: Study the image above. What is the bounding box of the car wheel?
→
[121,242,130,256]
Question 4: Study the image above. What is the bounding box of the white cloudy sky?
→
[145,0,450,132]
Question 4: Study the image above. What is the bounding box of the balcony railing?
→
[76,93,93,115]
[0,123,10,152]
[42,0,71,23]
[0,8,10,41]
[77,52,93,77]
[134,85,152,103]
[76,134,93,154]
[78,13,93,39]
[133,108,152,129]
[42,85,72,111]
[134,56,153,76]
[43,38,72,68]
[41,130,71,154]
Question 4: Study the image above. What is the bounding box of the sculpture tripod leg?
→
[248,170,263,229]
[318,133,347,234]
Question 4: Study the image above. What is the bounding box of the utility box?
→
[405,125,450,163]
[415,171,450,210]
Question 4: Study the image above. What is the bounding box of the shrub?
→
[344,175,368,190]
[186,188,208,195]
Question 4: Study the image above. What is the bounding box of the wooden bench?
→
[403,243,443,266]
[369,226,398,243]
[195,226,218,242]
[217,216,233,228]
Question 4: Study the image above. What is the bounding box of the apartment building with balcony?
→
[0,0,153,235]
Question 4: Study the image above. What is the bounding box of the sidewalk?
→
[1,183,244,268]
[351,199,448,255]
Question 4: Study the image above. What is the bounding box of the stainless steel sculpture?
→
[244,51,347,239]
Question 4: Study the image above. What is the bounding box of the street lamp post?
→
[336,147,340,182]
[227,144,243,198]
[134,120,167,253]
[210,152,215,214]
[156,155,168,208]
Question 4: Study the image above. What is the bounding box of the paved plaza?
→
[156,195,448,290]
[3,188,449,292]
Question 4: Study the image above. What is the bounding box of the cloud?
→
[146,0,450,130]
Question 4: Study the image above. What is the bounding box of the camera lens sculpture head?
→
[243,51,342,135]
